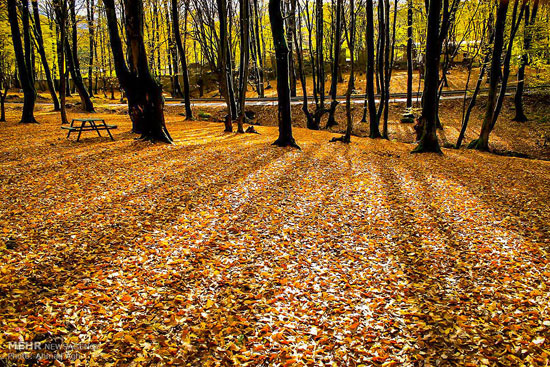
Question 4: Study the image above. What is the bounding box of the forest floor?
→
[0,107,550,366]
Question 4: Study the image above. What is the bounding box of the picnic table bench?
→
[62,118,117,142]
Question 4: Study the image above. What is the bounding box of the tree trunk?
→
[412,0,443,153]
[53,0,69,124]
[86,0,95,96]
[0,85,8,122]
[406,0,413,108]
[468,0,509,151]
[366,0,380,138]
[32,0,60,111]
[253,0,265,97]
[7,0,38,123]
[326,0,343,128]
[237,0,250,133]
[172,0,193,119]
[513,0,539,122]
[103,0,172,143]
[269,0,299,148]
[218,0,236,131]
[342,0,356,143]
[292,0,315,129]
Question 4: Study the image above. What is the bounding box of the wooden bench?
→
[62,118,118,142]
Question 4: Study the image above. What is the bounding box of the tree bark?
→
[103,0,172,143]
[52,0,69,124]
[513,0,539,122]
[365,0,380,138]
[32,0,61,111]
[172,0,193,119]
[86,0,95,96]
[237,0,251,133]
[218,0,236,131]
[269,0,299,148]
[7,0,38,123]
[292,0,315,129]
[406,0,413,108]
[468,0,509,151]
[326,0,343,128]
[412,0,443,153]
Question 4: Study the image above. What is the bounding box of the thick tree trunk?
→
[468,0,509,151]
[32,0,60,111]
[269,0,299,148]
[412,0,443,153]
[7,0,38,123]
[104,0,172,143]
[237,0,251,133]
[172,0,193,119]
[326,0,343,128]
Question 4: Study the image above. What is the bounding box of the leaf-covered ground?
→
[1,110,549,366]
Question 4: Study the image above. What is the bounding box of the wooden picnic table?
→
[62,118,118,142]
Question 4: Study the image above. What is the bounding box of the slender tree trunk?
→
[343,0,356,143]
[172,0,193,119]
[86,0,95,96]
[66,0,95,112]
[7,0,38,123]
[0,85,8,122]
[237,0,250,133]
[469,0,509,151]
[269,0,299,148]
[103,0,172,142]
[406,0,413,108]
[292,0,315,129]
[326,0,343,128]
[513,0,539,122]
[456,55,489,148]
[366,0,380,138]
[253,0,265,97]
[32,0,60,111]
[218,0,236,131]
[314,0,326,128]
[412,0,443,153]
[53,0,69,124]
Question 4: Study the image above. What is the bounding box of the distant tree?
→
[103,0,173,142]
[7,0,38,123]
[269,0,299,148]
[0,36,11,122]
